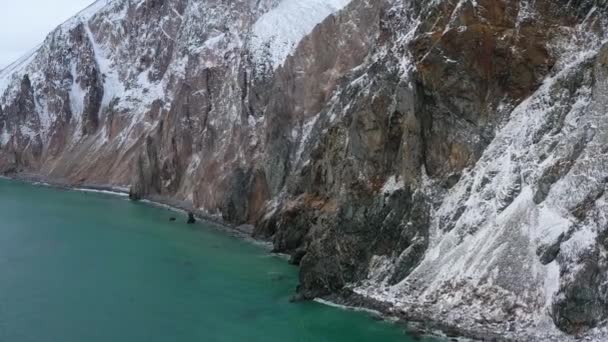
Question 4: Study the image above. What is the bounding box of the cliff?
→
[2,0,608,340]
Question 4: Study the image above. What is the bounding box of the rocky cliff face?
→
[2,0,608,340]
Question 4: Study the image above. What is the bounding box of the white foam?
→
[314,298,383,316]
[73,188,129,197]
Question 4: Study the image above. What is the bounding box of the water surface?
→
[0,179,435,342]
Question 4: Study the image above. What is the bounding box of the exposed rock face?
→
[2,0,608,340]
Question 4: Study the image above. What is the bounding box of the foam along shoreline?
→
[4,173,211,220]
[73,187,130,197]
[1,172,273,248]
[314,298,384,317]
[316,292,477,341]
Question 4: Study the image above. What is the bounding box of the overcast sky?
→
[0,0,94,69]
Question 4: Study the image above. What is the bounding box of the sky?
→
[0,0,95,69]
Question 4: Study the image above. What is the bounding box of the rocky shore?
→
[2,172,239,236]
[2,0,608,340]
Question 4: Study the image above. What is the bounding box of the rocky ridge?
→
[2,0,608,340]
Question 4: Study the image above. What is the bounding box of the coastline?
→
[1,173,271,248]
[2,172,490,342]
[322,289,513,342]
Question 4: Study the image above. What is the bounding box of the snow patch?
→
[251,0,352,68]
[0,129,11,146]
[0,46,40,96]
[534,206,572,246]
[84,24,124,108]
[61,0,113,30]
[544,261,560,308]
[295,115,320,163]
[382,175,404,194]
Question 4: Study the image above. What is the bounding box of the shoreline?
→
[2,172,494,342]
[322,289,514,342]
[2,173,272,248]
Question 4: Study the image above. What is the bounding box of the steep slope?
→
[2,0,608,340]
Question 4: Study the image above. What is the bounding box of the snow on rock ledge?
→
[251,0,352,69]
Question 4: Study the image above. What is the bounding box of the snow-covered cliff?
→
[2,0,608,340]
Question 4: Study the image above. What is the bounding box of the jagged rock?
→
[552,247,608,335]
[187,212,196,224]
[2,0,608,340]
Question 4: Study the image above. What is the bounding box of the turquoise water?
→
[0,179,435,342]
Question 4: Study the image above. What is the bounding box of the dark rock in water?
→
[289,293,306,303]
[169,217,177,222]
[187,212,196,224]
[289,248,307,266]
[128,187,141,201]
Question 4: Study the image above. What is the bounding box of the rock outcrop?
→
[2,0,608,340]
